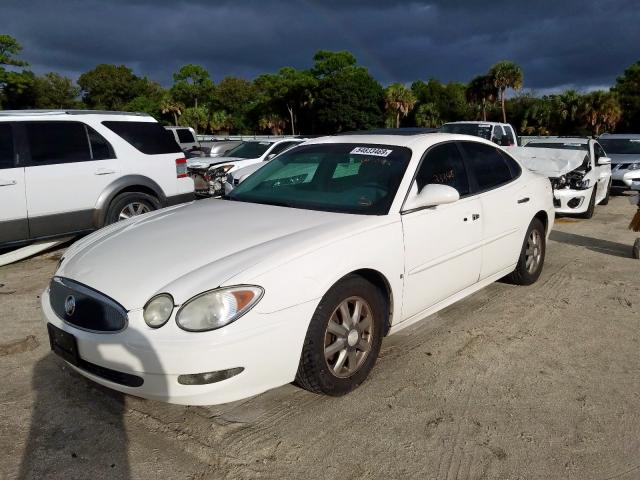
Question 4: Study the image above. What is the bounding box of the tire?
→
[579,185,597,219]
[105,192,161,225]
[599,180,611,205]
[295,275,386,396]
[505,218,546,286]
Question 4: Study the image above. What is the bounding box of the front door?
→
[401,142,483,319]
[0,123,28,245]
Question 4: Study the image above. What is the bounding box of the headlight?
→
[210,164,234,178]
[143,294,174,328]
[176,286,264,332]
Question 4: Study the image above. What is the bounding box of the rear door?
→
[459,141,527,279]
[0,122,28,244]
[22,121,119,237]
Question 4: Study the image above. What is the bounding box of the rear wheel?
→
[505,218,546,285]
[295,275,385,396]
[105,192,160,225]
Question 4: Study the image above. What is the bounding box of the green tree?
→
[180,106,209,133]
[0,34,30,108]
[414,102,442,128]
[411,79,470,125]
[466,75,498,121]
[613,61,640,131]
[384,83,416,128]
[254,67,316,135]
[77,64,142,110]
[489,61,524,123]
[214,76,256,133]
[33,72,80,108]
[160,95,185,126]
[170,64,214,109]
[311,50,384,133]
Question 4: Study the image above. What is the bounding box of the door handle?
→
[472,213,480,221]
[0,179,17,186]
[94,168,116,175]
[517,197,530,204]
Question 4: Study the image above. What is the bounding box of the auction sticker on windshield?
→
[350,147,393,157]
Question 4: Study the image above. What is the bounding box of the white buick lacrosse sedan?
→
[43,133,554,405]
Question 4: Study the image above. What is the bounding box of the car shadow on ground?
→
[18,354,131,479]
[549,230,632,258]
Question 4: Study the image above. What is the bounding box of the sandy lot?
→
[1,195,639,480]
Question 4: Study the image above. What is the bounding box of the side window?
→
[459,141,513,192]
[415,143,469,196]
[102,121,182,155]
[87,126,115,160]
[25,121,91,165]
[268,141,296,157]
[0,123,14,169]
[176,128,195,143]
[505,126,517,146]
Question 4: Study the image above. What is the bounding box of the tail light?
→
[176,158,188,178]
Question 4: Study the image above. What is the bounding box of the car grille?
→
[49,277,128,332]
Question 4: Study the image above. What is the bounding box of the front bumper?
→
[552,187,594,214]
[612,168,640,189]
[42,288,317,405]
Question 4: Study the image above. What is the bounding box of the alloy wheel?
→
[118,202,151,221]
[525,229,542,274]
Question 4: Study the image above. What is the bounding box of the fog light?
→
[567,197,582,209]
[177,367,244,385]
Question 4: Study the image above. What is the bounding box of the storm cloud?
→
[1,0,638,91]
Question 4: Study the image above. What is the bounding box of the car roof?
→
[599,133,640,139]
[337,127,439,136]
[443,121,509,126]
[304,132,499,150]
[528,137,590,144]
[0,109,151,117]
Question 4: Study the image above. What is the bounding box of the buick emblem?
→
[64,295,76,316]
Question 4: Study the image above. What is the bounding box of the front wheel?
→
[295,275,386,396]
[505,218,546,285]
[579,185,597,219]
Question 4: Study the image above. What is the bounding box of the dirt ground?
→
[1,194,639,480]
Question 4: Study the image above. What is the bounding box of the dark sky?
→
[1,0,638,93]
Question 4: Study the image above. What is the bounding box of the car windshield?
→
[225,141,273,159]
[598,138,640,155]
[440,123,493,140]
[526,141,588,151]
[228,143,411,215]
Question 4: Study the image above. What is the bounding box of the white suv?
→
[441,121,518,147]
[0,110,195,249]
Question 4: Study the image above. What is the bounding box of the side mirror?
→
[597,156,611,166]
[266,153,276,161]
[403,184,460,212]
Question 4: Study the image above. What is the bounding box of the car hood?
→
[58,200,367,310]
[608,154,640,164]
[514,147,586,178]
[187,156,251,169]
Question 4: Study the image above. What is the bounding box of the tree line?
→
[1,34,639,136]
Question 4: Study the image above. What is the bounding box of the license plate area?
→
[47,323,79,366]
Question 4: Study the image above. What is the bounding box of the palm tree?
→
[466,75,498,121]
[259,114,286,135]
[581,91,622,135]
[160,96,185,126]
[489,61,524,123]
[414,103,442,128]
[384,83,417,128]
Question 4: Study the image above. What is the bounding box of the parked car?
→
[440,121,518,147]
[44,132,554,405]
[516,137,612,218]
[598,133,640,192]
[203,140,243,158]
[189,138,305,197]
[0,110,195,249]
[165,126,199,151]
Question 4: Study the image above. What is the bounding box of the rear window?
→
[0,123,14,169]
[176,128,196,143]
[441,123,493,140]
[103,121,182,155]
